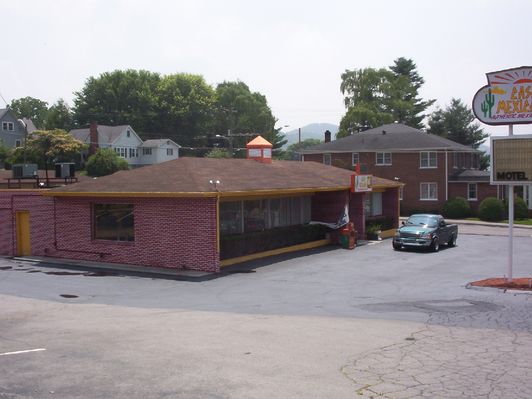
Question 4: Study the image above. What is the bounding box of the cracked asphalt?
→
[1,224,531,398]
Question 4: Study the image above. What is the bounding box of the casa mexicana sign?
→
[472,66,532,125]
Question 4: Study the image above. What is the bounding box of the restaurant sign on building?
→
[491,135,532,185]
[473,66,532,125]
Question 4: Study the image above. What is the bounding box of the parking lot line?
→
[0,348,46,356]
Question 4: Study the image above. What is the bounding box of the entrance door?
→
[16,211,31,256]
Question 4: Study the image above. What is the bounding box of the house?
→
[300,123,499,215]
[69,123,180,167]
[0,137,401,273]
[0,108,37,148]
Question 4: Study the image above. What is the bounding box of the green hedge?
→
[220,224,330,260]
[365,216,395,230]
[478,197,505,222]
[442,197,471,219]
[504,197,529,220]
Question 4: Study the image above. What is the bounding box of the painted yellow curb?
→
[220,238,331,267]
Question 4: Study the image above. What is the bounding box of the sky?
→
[1,0,532,140]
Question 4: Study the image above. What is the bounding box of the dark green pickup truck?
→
[392,214,458,252]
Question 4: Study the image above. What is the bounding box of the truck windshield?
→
[406,215,438,227]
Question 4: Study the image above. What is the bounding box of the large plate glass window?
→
[94,204,134,241]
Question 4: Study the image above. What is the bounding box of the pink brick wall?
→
[0,191,220,272]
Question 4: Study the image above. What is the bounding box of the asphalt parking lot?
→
[1,225,531,398]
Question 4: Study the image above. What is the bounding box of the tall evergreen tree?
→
[427,98,488,148]
[338,58,434,137]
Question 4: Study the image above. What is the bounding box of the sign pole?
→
[507,124,514,282]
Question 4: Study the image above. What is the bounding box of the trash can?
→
[339,222,357,250]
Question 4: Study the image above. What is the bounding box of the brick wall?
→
[448,182,499,213]
[304,151,486,215]
[0,191,220,272]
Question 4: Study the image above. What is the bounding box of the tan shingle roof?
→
[47,157,400,197]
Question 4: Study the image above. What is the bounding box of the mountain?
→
[282,123,339,147]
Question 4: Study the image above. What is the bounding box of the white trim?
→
[351,152,359,166]
[420,182,438,201]
[419,151,437,168]
[375,152,392,166]
[467,183,478,201]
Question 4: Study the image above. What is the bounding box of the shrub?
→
[505,196,529,220]
[478,197,505,222]
[86,148,129,177]
[442,197,470,219]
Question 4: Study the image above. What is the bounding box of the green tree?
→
[73,69,161,131]
[280,138,322,160]
[155,73,215,147]
[0,141,10,167]
[9,96,49,128]
[338,58,434,137]
[427,98,489,148]
[7,130,86,180]
[85,148,129,177]
[45,99,73,130]
[204,148,233,158]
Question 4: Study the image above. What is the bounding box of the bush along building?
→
[300,123,499,215]
[0,137,401,273]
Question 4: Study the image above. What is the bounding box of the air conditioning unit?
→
[55,163,75,178]
[12,164,38,179]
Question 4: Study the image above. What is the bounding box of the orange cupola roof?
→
[246,135,273,164]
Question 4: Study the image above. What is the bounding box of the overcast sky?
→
[1,0,531,138]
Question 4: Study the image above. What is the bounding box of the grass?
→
[466,217,532,225]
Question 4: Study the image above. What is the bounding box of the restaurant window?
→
[244,200,266,232]
[94,204,134,241]
[365,192,383,216]
[220,201,243,234]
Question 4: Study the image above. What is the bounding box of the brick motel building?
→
[0,138,401,273]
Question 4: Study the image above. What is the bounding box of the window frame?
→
[467,183,478,201]
[2,121,14,131]
[323,153,331,165]
[167,148,174,156]
[420,182,438,201]
[420,151,437,168]
[375,152,392,166]
[15,139,22,147]
[93,203,135,242]
[351,152,359,167]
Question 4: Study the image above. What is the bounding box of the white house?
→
[140,139,180,165]
[70,123,179,167]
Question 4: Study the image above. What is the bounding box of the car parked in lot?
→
[392,214,458,252]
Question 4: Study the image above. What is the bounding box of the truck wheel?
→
[430,237,440,252]
[393,242,402,251]
[448,234,456,247]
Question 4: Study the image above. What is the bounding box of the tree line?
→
[4,61,488,168]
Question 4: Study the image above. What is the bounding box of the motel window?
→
[94,204,134,242]
[167,148,174,156]
[352,153,359,167]
[323,154,331,165]
[468,183,477,201]
[143,148,152,155]
[420,152,437,168]
[420,183,438,201]
[376,152,392,166]
[2,122,14,131]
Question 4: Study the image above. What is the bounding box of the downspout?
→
[445,150,448,201]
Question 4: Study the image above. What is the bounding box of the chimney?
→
[246,135,273,164]
[324,130,331,143]
[89,122,99,156]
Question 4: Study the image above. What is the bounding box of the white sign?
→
[472,66,532,125]
[491,135,532,185]
[351,174,372,192]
